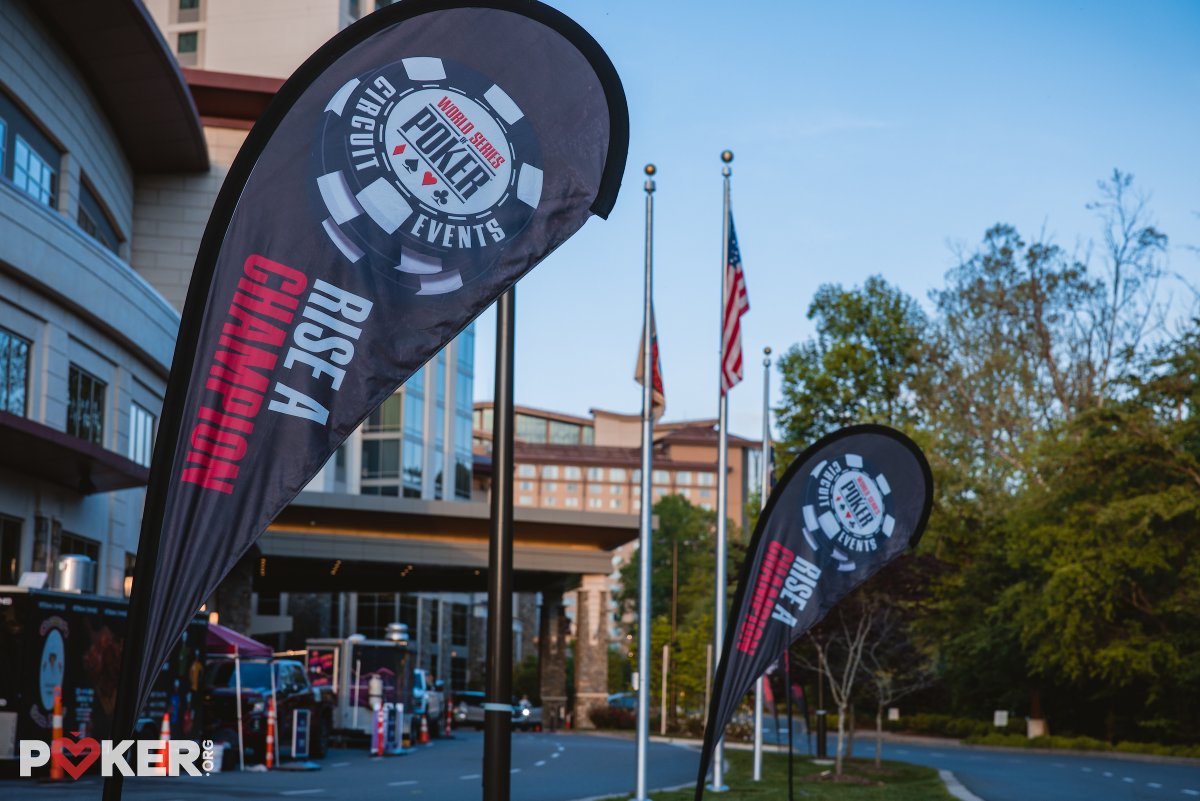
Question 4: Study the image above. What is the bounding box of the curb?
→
[939,770,986,801]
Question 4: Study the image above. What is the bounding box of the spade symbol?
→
[433,189,450,206]
[403,158,419,173]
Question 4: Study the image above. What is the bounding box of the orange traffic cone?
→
[159,710,171,741]
[444,706,452,738]
[265,696,275,769]
[49,686,64,781]
[419,713,430,745]
[374,704,385,756]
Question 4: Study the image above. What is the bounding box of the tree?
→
[776,275,926,455]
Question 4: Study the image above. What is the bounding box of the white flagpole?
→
[752,346,771,781]
[634,164,657,801]
[710,149,733,793]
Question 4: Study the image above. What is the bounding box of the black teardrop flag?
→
[112,0,628,744]
[695,425,933,797]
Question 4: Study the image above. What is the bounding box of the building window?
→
[362,439,400,479]
[676,471,693,486]
[549,420,580,445]
[543,496,557,507]
[541,465,559,480]
[610,468,627,482]
[516,414,546,443]
[517,464,536,478]
[451,656,467,690]
[609,499,622,510]
[566,483,578,492]
[451,603,468,644]
[544,482,557,493]
[564,465,581,480]
[77,180,121,254]
[67,365,106,446]
[59,531,99,562]
[366,394,401,431]
[653,470,670,485]
[429,601,440,643]
[128,403,156,467]
[519,481,533,491]
[586,467,603,481]
[609,484,621,495]
[179,0,199,9]
[0,327,31,416]
[12,135,56,206]
[402,439,423,497]
[0,515,20,585]
[177,31,198,54]
[565,497,579,508]
[356,593,395,640]
[697,472,716,486]
[587,498,602,509]
[518,495,533,506]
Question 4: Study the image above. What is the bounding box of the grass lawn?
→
[631,749,956,801]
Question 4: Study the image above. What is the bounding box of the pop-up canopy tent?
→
[205,622,274,770]
[206,622,272,658]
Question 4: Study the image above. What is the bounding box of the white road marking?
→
[1051,762,1065,768]
[1148,782,1162,788]
[389,781,419,787]
[1124,778,1135,783]
[551,752,560,758]
[511,768,521,774]
[1103,771,1114,777]
[557,745,565,752]
[281,791,324,797]
[1082,767,1093,772]
[1183,790,1200,797]
[329,761,350,767]
[939,770,986,801]
[535,760,547,766]
[460,774,481,780]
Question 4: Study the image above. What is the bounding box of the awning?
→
[206,622,272,658]
[0,411,149,494]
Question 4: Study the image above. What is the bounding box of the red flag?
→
[721,215,749,394]
[635,306,666,420]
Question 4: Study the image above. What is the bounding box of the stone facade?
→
[573,574,610,728]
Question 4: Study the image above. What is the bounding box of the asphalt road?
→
[3,730,701,801]
[878,740,1200,801]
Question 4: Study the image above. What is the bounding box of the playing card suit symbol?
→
[392,144,406,155]
[422,171,437,186]
[403,158,419,173]
[433,189,450,206]
[52,736,102,780]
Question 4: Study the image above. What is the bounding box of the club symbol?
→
[433,189,450,206]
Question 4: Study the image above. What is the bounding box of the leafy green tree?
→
[776,275,926,455]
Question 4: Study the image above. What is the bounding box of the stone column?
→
[538,589,568,730]
[573,574,610,729]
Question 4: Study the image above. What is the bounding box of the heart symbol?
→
[422,171,437,186]
[392,144,406,155]
[53,737,101,780]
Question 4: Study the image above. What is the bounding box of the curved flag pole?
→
[693,424,933,800]
[106,3,628,799]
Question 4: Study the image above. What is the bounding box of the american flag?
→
[635,305,666,420]
[721,215,749,394]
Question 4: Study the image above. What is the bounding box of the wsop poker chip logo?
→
[316,56,542,295]
[801,452,896,572]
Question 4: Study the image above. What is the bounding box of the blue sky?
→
[472,0,1200,438]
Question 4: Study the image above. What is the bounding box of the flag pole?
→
[635,164,657,801]
[484,288,516,801]
[752,346,771,781]
[709,149,734,793]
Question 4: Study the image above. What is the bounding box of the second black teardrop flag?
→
[110,0,628,758]
[695,425,933,798]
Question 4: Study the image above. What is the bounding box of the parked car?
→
[451,691,541,730]
[452,690,486,729]
[204,659,334,763]
[411,668,445,737]
[607,692,637,711]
